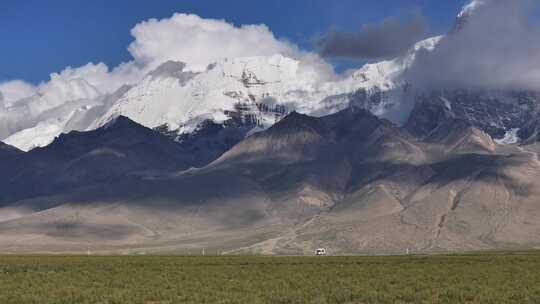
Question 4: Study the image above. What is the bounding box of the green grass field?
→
[1,253,540,304]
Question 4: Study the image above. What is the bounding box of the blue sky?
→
[0,0,468,84]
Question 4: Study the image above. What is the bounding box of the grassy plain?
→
[1,253,540,304]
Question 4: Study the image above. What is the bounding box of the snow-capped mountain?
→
[3,0,538,154]
[405,90,540,142]
[0,75,107,151]
[6,0,540,254]
[1,0,503,153]
[0,37,438,151]
[0,82,135,152]
[92,55,305,134]
[454,0,485,32]
[90,37,441,139]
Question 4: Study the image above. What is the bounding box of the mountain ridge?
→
[0,35,441,152]
[3,109,538,253]
[3,1,540,254]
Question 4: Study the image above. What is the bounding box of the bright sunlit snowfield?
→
[1,253,540,304]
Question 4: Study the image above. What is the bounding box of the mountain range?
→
[2,2,540,253]
[2,104,540,253]
[0,34,441,152]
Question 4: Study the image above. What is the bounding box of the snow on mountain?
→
[457,0,484,19]
[495,128,520,145]
[94,55,317,131]
[3,101,105,152]
[0,1,512,152]
[0,82,132,151]
[454,0,485,32]
[92,54,305,133]
[0,36,441,151]
[0,76,99,132]
[92,37,441,140]
[4,120,65,152]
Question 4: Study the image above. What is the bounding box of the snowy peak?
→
[0,74,104,151]
[405,89,540,145]
[454,0,487,32]
[214,55,300,86]
[350,60,400,87]
[457,0,485,19]
[92,50,422,143]
[1,34,444,152]
[91,54,309,136]
[350,36,442,89]
[101,115,147,131]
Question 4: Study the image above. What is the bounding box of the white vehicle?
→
[316,248,327,256]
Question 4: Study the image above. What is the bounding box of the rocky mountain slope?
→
[1,108,539,254]
[405,90,540,144]
[0,116,210,205]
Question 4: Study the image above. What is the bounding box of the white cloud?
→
[0,80,37,107]
[128,13,299,71]
[297,53,338,83]
[3,13,309,103]
[51,62,145,95]
[407,0,540,91]
[29,74,101,115]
